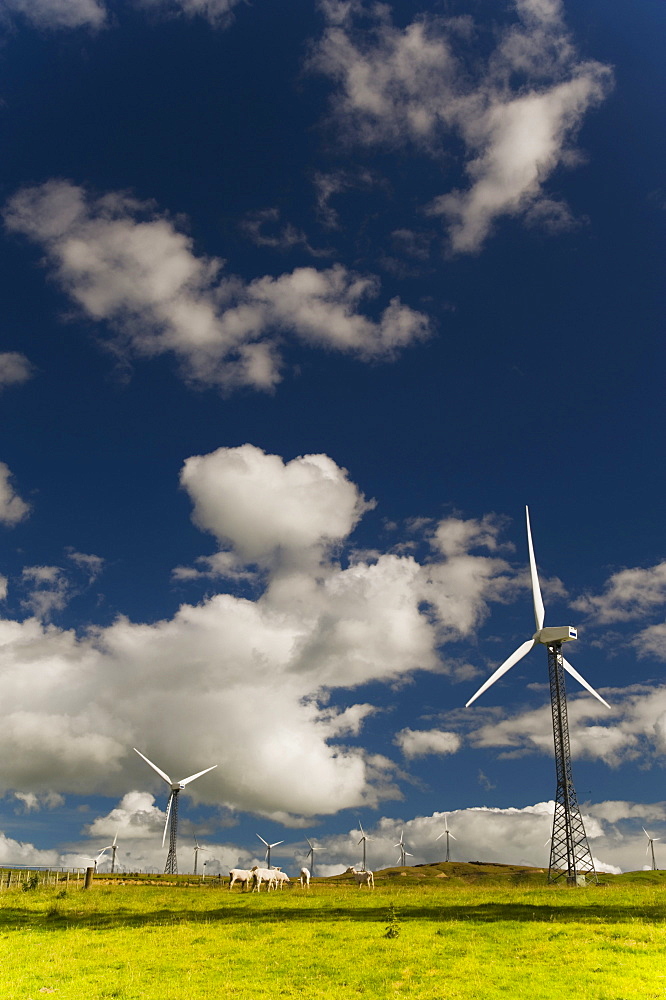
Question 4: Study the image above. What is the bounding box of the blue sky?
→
[0,0,664,877]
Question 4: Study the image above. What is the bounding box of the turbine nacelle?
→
[534,626,577,645]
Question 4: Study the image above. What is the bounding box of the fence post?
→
[84,867,94,889]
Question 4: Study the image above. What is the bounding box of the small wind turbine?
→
[256,834,284,868]
[305,837,324,876]
[193,834,210,876]
[466,507,610,885]
[357,822,372,871]
[103,831,119,873]
[395,829,413,867]
[134,748,217,875]
[80,848,110,872]
[643,827,660,871]
[435,814,456,863]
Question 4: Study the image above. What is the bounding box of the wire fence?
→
[0,866,86,890]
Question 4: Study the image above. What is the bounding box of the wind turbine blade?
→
[270,841,284,849]
[642,827,650,839]
[562,657,611,709]
[178,764,218,787]
[449,833,457,841]
[525,507,545,631]
[435,831,445,841]
[134,748,172,786]
[256,834,269,847]
[112,830,118,847]
[162,793,173,848]
[306,837,314,849]
[466,640,535,707]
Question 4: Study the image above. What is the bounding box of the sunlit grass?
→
[1,875,665,999]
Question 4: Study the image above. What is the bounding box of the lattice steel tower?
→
[466,508,610,885]
[547,643,597,884]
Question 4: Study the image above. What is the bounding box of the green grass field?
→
[1,864,665,999]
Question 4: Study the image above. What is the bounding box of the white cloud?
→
[66,549,105,583]
[312,0,612,253]
[0,0,106,29]
[4,181,430,391]
[573,562,666,624]
[1,0,243,30]
[0,352,33,391]
[132,0,242,26]
[12,790,64,812]
[468,683,666,767]
[0,445,517,821]
[394,727,461,759]
[20,565,71,620]
[634,623,666,661]
[0,462,30,526]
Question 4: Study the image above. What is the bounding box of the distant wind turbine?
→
[435,814,456,863]
[357,822,372,872]
[466,507,610,885]
[643,827,660,871]
[80,848,110,872]
[395,830,413,867]
[133,748,217,875]
[104,830,119,873]
[256,834,284,869]
[193,834,210,876]
[305,837,324,876]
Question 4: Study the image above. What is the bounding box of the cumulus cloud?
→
[20,565,71,620]
[1,0,243,30]
[0,352,33,391]
[290,801,631,873]
[0,462,30,526]
[0,444,517,821]
[4,181,430,392]
[573,562,666,624]
[0,0,106,29]
[468,682,666,768]
[12,790,64,812]
[312,0,612,252]
[394,727,461,759]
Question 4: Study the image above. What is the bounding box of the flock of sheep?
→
[228,866,375,891]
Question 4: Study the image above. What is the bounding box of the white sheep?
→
[250,866,279,892]
[272,870,290,889]
[299,867,310,887]
[345,866,375,888]
[228,868,252,891]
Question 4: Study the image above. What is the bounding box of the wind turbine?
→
[357,822,371,872]
[466,507,610,885]
[133,748,217,875]
[104,830,119,873]
[80,848,110,872]
[395,830,413,867]
[435,814,457,863]
[256,834,284,869]
[643,828,660,871]
[305,837,324,876]
[193,834,210,876]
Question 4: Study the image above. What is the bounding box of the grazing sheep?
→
[299,867,310,887]
[229,868,252,891]
[345,866,374,888]
[272,870,290,889]
[250,866,279,892]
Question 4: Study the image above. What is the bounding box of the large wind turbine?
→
[134,748,217,875]
[305,837,323,876]
[395,830,413,867]
[435,814,456,863]
[256,834,284,869]
[466,507,610,885]
[357,822,371,872]
[643,828,660,871]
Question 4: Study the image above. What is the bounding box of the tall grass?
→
[1,880,665,999]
